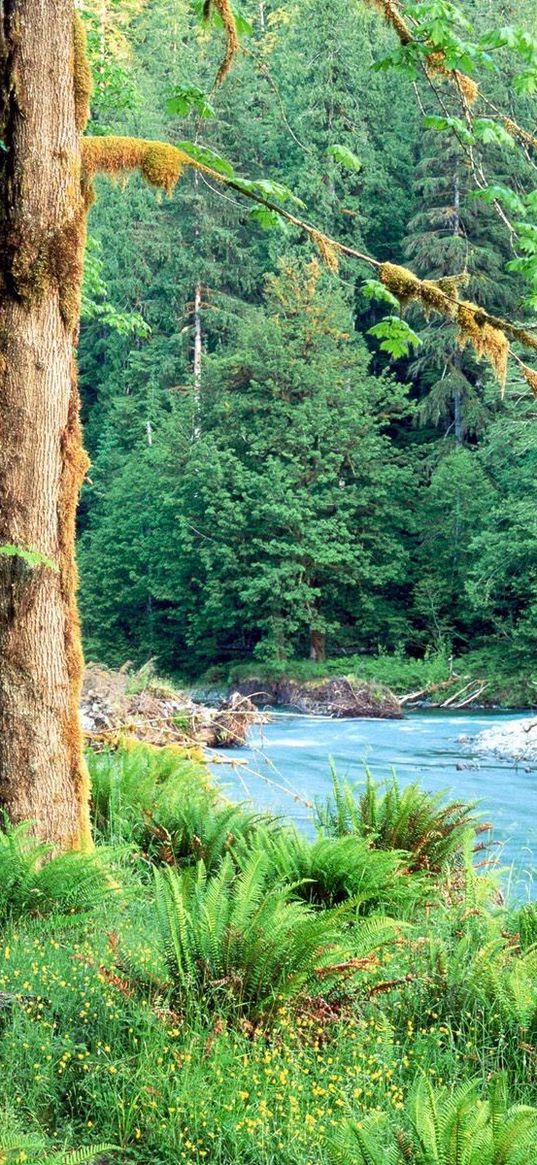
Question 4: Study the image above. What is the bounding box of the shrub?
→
[316,771,483,873]
[0,820,112,923]
[242,828,426,915]
[89,742,271,869]
[151,851,396,1016]
[333,1075,537,1164]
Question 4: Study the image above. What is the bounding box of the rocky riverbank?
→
[231,675,402,718]
[470,716,537,764]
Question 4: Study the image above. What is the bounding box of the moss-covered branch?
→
[81,135,537,393]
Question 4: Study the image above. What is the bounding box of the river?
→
[209,710,537,900]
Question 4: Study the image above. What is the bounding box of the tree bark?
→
[0,1,92,848]
[309,629,326,662]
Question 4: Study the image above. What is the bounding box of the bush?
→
[151,851,397,1017]
[0,820,112,923]
[333,1075,537,1165]
[316,772,483,874]
[89,743,273,869]
[242,828,426,916]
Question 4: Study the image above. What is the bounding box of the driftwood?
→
[400,675,489,710]
[399,677,459,705]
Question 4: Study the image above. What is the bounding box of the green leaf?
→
[361,279,400,309]
[194,0,252,35]
[368,317,422,358]
[514,69,537,95]
[233,176,306,208]
[473,118,515,147]
[249,205,287,231]
[423,114,474,144]
[327,144,362,172]
[471,185,525,216]
[166,86,215,119]
[0,544,58,571]
[177,141,235,177]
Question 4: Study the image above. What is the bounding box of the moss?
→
[455,70,479,106]
[457,300,509,388]
[311,229,340,273]
[58,365,92,852]
[204,0,240,83]
[380,262,421,307]
[73,13,92,133]
[511,326,537,354]
[49,207,87,332]
[82,136,189,195]
[368,0,412,45]
[381,264,511,387]
[520,362,537,398]
[419,279,458,319]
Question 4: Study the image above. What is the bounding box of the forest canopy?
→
[76,0,537,689]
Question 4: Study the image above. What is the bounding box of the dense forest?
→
[77,0,537,693]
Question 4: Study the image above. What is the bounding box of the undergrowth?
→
[1,743,536,1163]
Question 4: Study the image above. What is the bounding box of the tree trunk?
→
[309,629,326,662]
[0,1,92,849]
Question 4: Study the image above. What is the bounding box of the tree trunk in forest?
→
[309,629,326,662]
[0,1,92,848]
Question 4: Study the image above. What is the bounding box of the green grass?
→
[1,744,537,1163]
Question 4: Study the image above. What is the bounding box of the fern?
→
[331,1076,537,1164]
[0,819,113,923]
[316,771,483,874]
[89,744,270,870]
[238,827,426,917]
[150,851,396,1017]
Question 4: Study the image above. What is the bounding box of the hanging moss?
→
[455,70,479,106]
[380,263,512,387]
[504,118,537,154]
[419,279,458,319]
[204,0,240,83]
[379,262,422,307]
[368,0,412,45]
[58,366,92,852]
[82,136,189,195]
[50,207,87,332]
[520,362,537,397]
[73,13,92,132]
[311,229,340,273]
[456,300,509,389]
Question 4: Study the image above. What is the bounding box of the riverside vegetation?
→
[4,741,537,1163]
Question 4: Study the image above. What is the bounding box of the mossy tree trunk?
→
[0,0,92,849]
[309,629,326,662]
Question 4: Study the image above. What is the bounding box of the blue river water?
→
[209,710,537,900]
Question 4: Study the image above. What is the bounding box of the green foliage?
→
[315,772,481,873]
[89,743,272,871]
[327,144,362,171]
[334,1075,537,1164]
[243,828,426,916]
[166,86,215,118]
[152,852,362,1014]
[0,820,112,924]
[0,1132,116,1165]
[367,316,422,358]
[1,745,537,1163]
[0,544,57,571]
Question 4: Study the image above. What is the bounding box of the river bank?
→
[197,649,537,712]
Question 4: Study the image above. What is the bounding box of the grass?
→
[2,743,537,1163]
